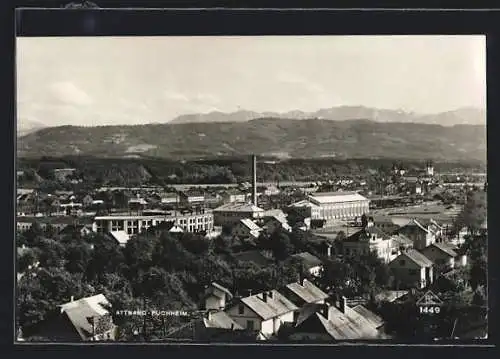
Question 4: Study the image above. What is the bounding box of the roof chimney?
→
[262,292,267,303]
[340,296,347,313]
[70,296,74,302]
[322,303,330,320]
[327,244,332,257]
[251,155,257,207]
[268,291,273,299]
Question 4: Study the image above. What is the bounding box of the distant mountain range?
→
[169,106,486,126]
[17,117,487,162]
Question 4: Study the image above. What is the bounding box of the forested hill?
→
[17,118,486,162]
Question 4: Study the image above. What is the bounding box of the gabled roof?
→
[203,311,243,330]
[288,200,320,209]
[391,233,413,247]
[345,226,389,242]
[286,279,329,304]
[207,282,233,300]
[351,305,384,329]
[374,290,409,303]
[239,219,261,232]
[290,252,323,269]
[240,290,299,320]
[424,242,458,258]
[59,294,112,340]
[109,231,130,245]
[395,249,433,268]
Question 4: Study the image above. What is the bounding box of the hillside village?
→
[16,156,487,342]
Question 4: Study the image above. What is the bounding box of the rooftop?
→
[241,290,298,320]
[290,252,323,269]
[239,218,262,232]
[286,279,329,304]
[308,192,369,205]
[400,249,433,268]
[214,203,264,213]
[59,294,112,340]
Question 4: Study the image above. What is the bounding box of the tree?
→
[64,241,93,274]
[454,191,487,235]
[268,231,294,260]
[36,238,66,268]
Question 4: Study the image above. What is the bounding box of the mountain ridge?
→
[17,117,486,162]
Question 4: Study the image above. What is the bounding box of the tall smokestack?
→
[252,155,257,206]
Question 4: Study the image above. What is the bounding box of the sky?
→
[16,35,486,127]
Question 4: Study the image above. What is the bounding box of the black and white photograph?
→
[15,34,487,343]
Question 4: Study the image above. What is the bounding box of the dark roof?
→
[286,279,329,304]
[290,252,323,269]
[17,216,94,226]
[430,242,458,257]
[240,290,298,320]
[345,226,390,242]
[401,249,433,267]
[233,250,272,267]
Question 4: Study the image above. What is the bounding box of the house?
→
[288,298,385,341]
[419,242,466,272]
[164,310,254,342]
[284,279,329,307]
[370,216,401,234]
[395,218,437,250]
[390,233,414,258]
[289,252,323,277]
[53,168,77,182]
[28,294,116,342]
[225,290,298,337]
[342,224,393,263]
[263,215,292,233]
[389,249,434,289]
[203,282,234,310]
[179,190,205,207]
[232,219,262,240]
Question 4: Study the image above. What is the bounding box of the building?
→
[290,192,370,227]
[93,210,214,235]
[342,224,394,263]
[203,282,234,311]
[232,218,262,240]
[289,252,324,277]
[284,279,329,307]
[27,294,116,342]
[225,290,298,337]
[419,242,467,272]
[213,202,265,226]
[262,215,292,233]
[389,249,434,289]
[179,190,206,207]
[289,298,385,341]
[426,161,435,177]
[164,310,247,341]
[395,218,438,250]
[17,216,93,233]
[222,189,247,204]
[370,216,401,234]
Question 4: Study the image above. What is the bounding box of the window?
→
[238,304,245,314]
[246,320,254,330]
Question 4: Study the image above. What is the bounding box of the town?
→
[16,155,488,342]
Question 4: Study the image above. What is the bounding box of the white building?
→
[290,192,370,225]
[232,218,262,240]
[93,211,213,235]
[225,290,298,338]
